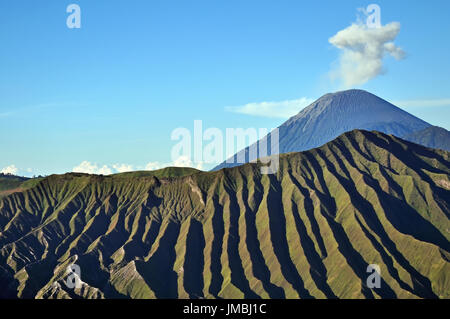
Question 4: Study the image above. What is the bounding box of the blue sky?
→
[1,0,449,176]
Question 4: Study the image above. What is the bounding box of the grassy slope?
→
[0,130,449,299]
[113,167,200,179]
[0,175,28,192]
[0,168,199,197]
[0,175,45,198]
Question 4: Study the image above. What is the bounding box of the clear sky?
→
[1,0,449,176]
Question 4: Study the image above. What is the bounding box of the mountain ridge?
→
[1,130,449,299]
[402,126,450,151]
[213,89,439,170]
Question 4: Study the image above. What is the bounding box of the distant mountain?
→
[402,126,450,151]
[0,174,28,190]
[0,174,47,199]
[1,130,449,299]
[213,89,433,170]
[0,174,29,197]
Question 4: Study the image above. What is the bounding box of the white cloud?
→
[1,164,19,175]
[329,22,405,88]
[173,155,194,167]
[173,155,204,170]
[145,162,163,171]
[112,163,134,173]
[73,161,113,175]
[73,156,204,176]
[144,156,203,172]
[225,97,314,118]
[392,98,450,108]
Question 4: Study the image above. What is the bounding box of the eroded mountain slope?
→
[0,130,449,299]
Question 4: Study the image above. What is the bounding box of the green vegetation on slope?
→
[113,167,201,179]
[0,174,45,198]
[0,174,28,192]
[0,130,449,299]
